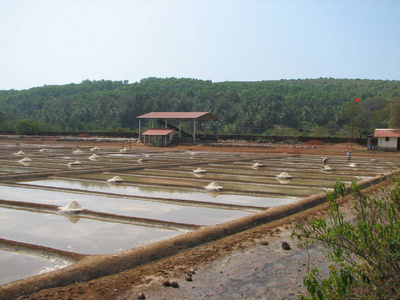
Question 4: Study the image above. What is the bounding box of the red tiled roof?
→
[141,129,175,136]
[136,112,220,121]
[374,129,400,137]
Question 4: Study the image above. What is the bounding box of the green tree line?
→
[0,77,399,136]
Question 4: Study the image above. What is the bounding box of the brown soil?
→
[0,136,398,300]
[304,139,324,145]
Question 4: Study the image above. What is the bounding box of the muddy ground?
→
[0,136,399,300]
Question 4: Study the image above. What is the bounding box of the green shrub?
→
[292,180,400,299]
[15,119,42,134]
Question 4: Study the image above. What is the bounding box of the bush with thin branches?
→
[292,180,400,299]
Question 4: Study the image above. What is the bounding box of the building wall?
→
[378,137,398,149]
[148,133,174,146]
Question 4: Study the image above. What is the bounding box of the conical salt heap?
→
[137,159,143,163]
[19,157,32,162]
[89,154,99,161]
[59,201,84,214]
[193,167,206,173]
[39,148,47,152]
[276,178,291,184]
[252,162,263,168]
[322,165,333,171]
[67,161,81,167]
[107,176,123,183]
[15,150,25,156]
[204,181,223,190]
[276,172,293,179]
[119,148,128,153]
[73,149,83,154]
[90,146,100,151]
[349,163,357,167]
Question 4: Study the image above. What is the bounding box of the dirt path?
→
[0,136,397,300]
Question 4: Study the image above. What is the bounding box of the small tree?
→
[15,119,41,134]
[292,180,400,299]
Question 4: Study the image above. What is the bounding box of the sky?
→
[1,0,400,91]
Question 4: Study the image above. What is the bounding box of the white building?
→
[374,129,400,151]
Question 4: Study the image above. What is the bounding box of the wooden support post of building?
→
[138,119,141,140]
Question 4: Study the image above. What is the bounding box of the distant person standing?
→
[323,157,328,166]
[346,152,351,163]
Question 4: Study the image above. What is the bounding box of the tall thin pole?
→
[351,117,354,151]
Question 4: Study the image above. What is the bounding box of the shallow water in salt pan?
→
[19,178,296,207]
[0,207,181,255]
[0,249,71,285]
[0,185,254,225]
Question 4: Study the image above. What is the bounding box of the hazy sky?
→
[1,0,399,90]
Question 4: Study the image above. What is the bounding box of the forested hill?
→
[0,77,399,137]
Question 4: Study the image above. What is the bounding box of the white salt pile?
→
[119,148,128,153]
[107,176,123,183]
[349,163,357,167]
[204,181,223,190]
[89,154,99,161]
[73,149,83,154]
[276,172,293,179]
[193,167,206,173]
[59,201,84,214]
[67,161,81,167]
[19,157,32,162]
[15,150,25,156]
[252,162,263,168]
[322,165,333,171]
[39,148,47,152]
[276,178,291,184]
[90,146,100,151]
[137,159,143,163]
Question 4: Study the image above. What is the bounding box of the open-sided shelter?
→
[141,129,175,146]
[136,112,220,143]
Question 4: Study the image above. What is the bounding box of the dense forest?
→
[0,77,399,137]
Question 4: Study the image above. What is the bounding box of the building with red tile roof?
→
[374,129,400,150]
[141,129,175,146]
[136,112,220,144]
